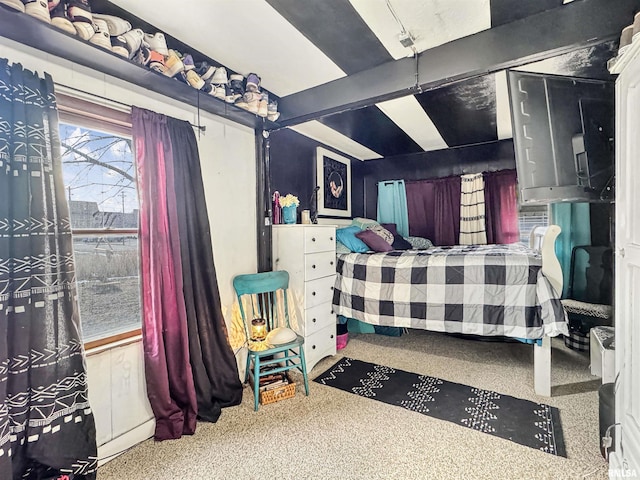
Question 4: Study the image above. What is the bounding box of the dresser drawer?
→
[304,275,335,308]
[304,251,336,281]
[304,323,336,371]
[302,302,335,337]
[304,227,336,254]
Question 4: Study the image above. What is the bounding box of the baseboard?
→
[97,418,155,466]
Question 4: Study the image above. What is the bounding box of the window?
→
[58,93,140,346]
[518,204,550,245]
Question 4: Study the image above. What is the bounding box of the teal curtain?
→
[377,180,409,237]
[551,202,591,298]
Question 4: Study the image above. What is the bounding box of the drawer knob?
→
[312,264,316,269]
[312,345,316,350]
[312,291,316,296]
[312,318,317,323]
[330,236,333,241]
[330,286,334,291]
[331,310,334,314]
[330,261,334,266]
[331,334,334,339]
[312,237,316,242]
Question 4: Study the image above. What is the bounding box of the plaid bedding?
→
[332,244,568,339]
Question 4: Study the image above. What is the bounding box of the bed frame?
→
[529,225,562,396]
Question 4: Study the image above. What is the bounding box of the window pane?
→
[60,122,141,342]
[519,206,549,245]
[74,235,140,342]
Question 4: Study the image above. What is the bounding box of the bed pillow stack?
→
[336,218,433,253]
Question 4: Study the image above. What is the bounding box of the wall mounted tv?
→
[507,70,614,204]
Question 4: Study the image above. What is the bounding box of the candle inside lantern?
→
[251,318,267,341]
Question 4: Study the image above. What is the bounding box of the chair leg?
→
[299,346,309,396]
[253,355,261,411]
[244,351,251,384]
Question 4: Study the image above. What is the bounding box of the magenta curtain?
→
[133,108,197,441]
[406,176,461,246]
[484,169,519,244]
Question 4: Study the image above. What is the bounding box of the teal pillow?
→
[336,226,370,253]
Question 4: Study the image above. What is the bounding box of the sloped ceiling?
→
[109,0,624,160]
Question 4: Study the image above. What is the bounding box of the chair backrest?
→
[529,224,563,297]
[232,271,291,339]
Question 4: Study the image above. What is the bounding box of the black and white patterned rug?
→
[314,357,566,457]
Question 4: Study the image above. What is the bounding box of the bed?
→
[332,225,568,396]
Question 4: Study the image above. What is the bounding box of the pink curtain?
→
[484,169,519,244]
[133,107,197,441]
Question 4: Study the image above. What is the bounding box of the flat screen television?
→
[507,71,614,204]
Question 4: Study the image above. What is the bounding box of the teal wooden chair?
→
[233,270,309,411]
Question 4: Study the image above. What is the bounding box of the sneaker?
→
[92,13,131,36]
[246,73,261,92]
[89,18,112,51]
[224,84,239,103]
[110,35,129,58]
[195,62,216,83]
[143,32,169,57]
[23,0,50,22]
[180,53,195,71]
[0,0,25,12]
[47,0,58,9]
[234,94,249,110]
[211,66,228,85]
[73,21,94,40]
[213,84,226,100]
[147,50,166,74]
[180,70,205,90]
[117,28,144,59]
[244,91,260,114]
[66,0,91,23]
[50,1,75,34]
[229,73,245,97]
[257,92,268,118]
[267,99,280,122]
[163,49,185,77]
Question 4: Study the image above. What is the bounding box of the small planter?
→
[282,205,297,224]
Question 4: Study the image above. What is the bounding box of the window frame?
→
[57,92,142,349]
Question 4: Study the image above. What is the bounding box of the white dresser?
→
[272,224,337,372]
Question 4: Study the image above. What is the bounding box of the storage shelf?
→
[0,5,278,130]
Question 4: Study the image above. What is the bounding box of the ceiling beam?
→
[277,0,638,127]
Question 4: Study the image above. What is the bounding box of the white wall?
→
[0,38,258,461]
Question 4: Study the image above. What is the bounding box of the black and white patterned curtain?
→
[0,59,97,479]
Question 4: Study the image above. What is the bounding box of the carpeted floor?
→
[97,330,610,480]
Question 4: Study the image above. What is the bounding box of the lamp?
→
[251,318,267,342]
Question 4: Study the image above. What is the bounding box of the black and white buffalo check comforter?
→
[332,244,569,340]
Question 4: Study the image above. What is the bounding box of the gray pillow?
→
[405,236,433,250]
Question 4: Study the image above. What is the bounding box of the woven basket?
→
[260,379,296,405]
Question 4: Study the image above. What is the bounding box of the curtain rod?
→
[54,82,206,132]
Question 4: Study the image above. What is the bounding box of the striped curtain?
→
[459,173,487,245]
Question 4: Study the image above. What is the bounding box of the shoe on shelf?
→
[50,1,75,34]
[257,92,268,118]
[143,32,168,56]
[229,73,245,96]
[66,0,91,23]
[116,28,144,59]
[23,0,51,22]
[163,49,185,77]
[211,66,228,85]
[244,91,260,114]
[92,13,131,36]
[180,70,205,90]
[180,53,195,71]
[73,21,94,40]
[267,99,280,122]
[111,35,129,58]
[234,94,249,110]
[195,62,216,83]
[1,0,25,12]
[47,0,58,9]
[245,72,261,92]
[89,18,112,51]
[224,84,239,103]
[148,51,167,74]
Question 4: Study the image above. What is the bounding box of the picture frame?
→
[316,147,351,217]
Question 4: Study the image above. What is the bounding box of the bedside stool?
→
[590,326,615,384]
